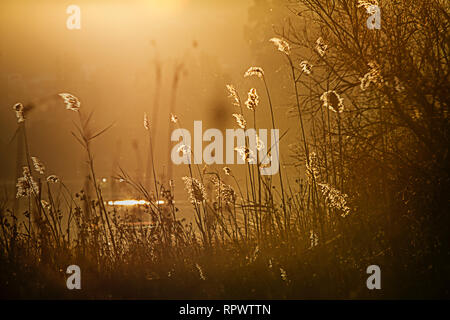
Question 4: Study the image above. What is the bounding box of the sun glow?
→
[145,0,188,11]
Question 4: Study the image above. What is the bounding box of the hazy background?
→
[0,0,296,203]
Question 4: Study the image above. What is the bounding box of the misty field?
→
[1,0,449,299]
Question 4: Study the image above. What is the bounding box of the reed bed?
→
[1,0,449,299]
